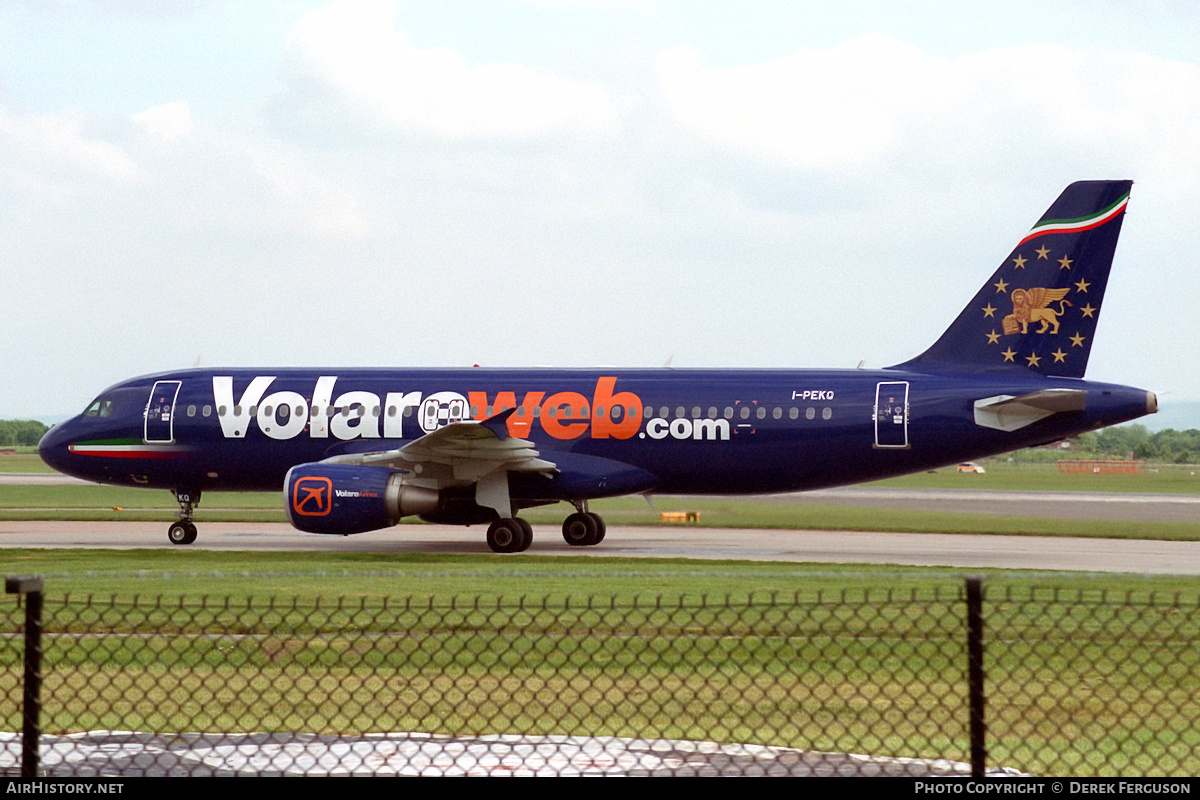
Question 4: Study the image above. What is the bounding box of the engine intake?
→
[284,463,439,535]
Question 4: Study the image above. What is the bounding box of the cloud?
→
[656,34,1200,188]
[0,104,140,189]
[281,0,621,140]
[247,141,370,237]
[132,99,194,142]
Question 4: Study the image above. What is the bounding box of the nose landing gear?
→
[168,488,201,545]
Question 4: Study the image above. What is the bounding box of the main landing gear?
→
[486,517,533,554]
[483,505,607,553]
[562,503,606,548]
[168,488,200,545]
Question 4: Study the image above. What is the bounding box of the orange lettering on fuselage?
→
[539,391,590,439]
[591,376,643,439]
[470,378,643,441]
[468,391,546,438]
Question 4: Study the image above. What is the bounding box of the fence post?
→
[965,576,986,778]
[6,575,44,778]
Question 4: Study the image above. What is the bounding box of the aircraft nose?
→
[37,422,74,475]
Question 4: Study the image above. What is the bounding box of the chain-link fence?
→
[3,578,1198,776]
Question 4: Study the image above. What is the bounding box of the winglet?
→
[892,181,1132,378]
[479,407,517,441]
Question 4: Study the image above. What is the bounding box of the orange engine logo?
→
[292,476,332,516]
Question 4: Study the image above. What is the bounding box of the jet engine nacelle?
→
[284,463,439,535]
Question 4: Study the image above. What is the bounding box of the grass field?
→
[3,554,1197,777]
[5,451,1200,776]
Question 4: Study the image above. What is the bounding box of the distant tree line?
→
[0,419,50,448]
[1071,424,1200,464]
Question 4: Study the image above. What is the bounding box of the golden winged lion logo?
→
[1002,287,1072,336]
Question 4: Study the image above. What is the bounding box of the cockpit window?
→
[84,399,115,419]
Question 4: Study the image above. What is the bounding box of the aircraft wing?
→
[324,409,558,488]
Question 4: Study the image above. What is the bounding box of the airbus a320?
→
[39,181,1156,552]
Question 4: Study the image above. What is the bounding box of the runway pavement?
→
[792,486,1200,523]
[2,518,1199,575]
[3,474,1199,574]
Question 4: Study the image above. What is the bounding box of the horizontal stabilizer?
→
[973,388,1087,432]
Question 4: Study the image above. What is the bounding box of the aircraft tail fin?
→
[893,180,1132,378]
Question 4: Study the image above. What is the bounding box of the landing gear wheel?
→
[517,518,534,552]
[587,512,606,544]
[487,518,526,554]
[168,521,197,545]
[562,511,599,547]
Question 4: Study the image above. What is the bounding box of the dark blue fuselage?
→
[38,366,1155,501]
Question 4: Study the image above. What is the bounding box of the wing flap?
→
[323,417,558,486]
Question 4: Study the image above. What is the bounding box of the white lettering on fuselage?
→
[211,376,770,443]
[642,417,730,441]
[792,390,835,401]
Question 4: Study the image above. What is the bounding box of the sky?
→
[2,0,1198,422]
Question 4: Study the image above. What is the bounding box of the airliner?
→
[39,181,1156,552]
